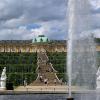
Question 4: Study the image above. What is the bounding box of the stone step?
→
[30,51,60,86]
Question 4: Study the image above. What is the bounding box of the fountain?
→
[67,0,97,99]
[0,67,7,90]
[0,0,99,99]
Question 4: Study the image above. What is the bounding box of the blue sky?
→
[0,0,99,40]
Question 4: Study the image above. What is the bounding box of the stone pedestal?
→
[0,80,6,90]
[96,79,100,89]
[0,87,6,91]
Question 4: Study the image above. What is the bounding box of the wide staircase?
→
[31,51,60,86]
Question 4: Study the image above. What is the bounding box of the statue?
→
[0,67,7,90]
[96,67,100,89]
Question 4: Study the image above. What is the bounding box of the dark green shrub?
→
[0,52,37,86]
[47,52,66,81]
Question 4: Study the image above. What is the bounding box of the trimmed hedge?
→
[0,52,37,86]
[47,52,66,82]
[7,73,37,86]
[47,51,100,83]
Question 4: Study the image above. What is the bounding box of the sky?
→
[0,0,100,40]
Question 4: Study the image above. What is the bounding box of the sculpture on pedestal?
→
[96,67,100,89]
[0,67,7,90]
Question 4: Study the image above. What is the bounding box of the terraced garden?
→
[47,52,67,83]
[0,51,99,86]
[0,52,37,86]
[47,51,100,84]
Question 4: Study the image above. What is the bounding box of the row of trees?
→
[0,59,37,64]
[47,52,66,82]
[0,53,37,64]
[7,73,37,86]
[0,64,37,73]
[0,52,37,86]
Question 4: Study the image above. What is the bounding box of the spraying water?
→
[67,0,97,97]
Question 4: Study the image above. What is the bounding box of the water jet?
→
[67,0,97,99]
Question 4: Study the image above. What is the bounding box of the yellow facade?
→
[0,40,99,53]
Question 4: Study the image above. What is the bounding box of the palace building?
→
[0,35,100,53]
[0,35,99,87]
[0,35,66,53]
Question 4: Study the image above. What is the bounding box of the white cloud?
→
[0,26,32,40]
[93,29,100,38]
[0,0,67,40]
[90,0,100,9]
[31,20,67,40]
[0,0,99,40]
[31,25,49,37]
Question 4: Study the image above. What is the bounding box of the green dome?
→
[32,35,48,43]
